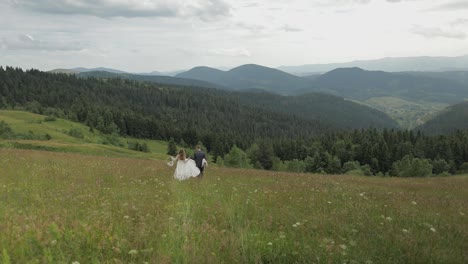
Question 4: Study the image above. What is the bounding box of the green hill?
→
[0,110,169,159]
[416,101,468,134]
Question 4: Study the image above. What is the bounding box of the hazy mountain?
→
[404,71,468,86]
[176,64,312,95]
[77,71,224,89]
[48,69,80,74]
[416,101,468,134]
[278,55,468,75]
[71,67,129,74]
[301,67,468,103]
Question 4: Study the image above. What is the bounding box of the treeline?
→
[215,129,468,176]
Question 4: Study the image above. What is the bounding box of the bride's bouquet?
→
[166,156,176,167]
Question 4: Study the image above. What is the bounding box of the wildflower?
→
[460,212,465,216]
[292,224,298,228]
[72,262,80,264]
[430,227,436,232]
[162,234,167,238]
[327,201,332,204]
[402,229,409,233]
[385,217,392,221]
[295,222,301,226]
[279,234,286,239]
[123,215,129,219]
[339,244,347,250]
[128,249,138,255]
[50,240,57,246]
[359,192,365,197]
[412,201,417,205]
[267,242,273,246]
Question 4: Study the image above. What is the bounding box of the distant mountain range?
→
[77,71,223,89]
[278,55,468,75]
[49,59,468,132]
[176,64,311,95]
[49,67,183,76]
[306,67,468,103]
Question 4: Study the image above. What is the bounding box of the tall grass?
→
[0,149,467,263]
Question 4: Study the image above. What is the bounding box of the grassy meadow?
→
[0,110,169,160]
[0,148,467,263]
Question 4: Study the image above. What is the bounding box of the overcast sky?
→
[1,0,468,72]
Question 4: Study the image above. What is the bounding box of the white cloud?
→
[282,25,303,32]
[435,0,468,10]
[411,25,466,39]
[1,33,85,51]
[11,0,231,20]
[209,47,251,57]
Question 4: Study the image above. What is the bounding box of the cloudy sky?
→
[1,0,468,72]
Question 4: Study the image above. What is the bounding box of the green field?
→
[0,110,170,160]
[362,97,448,129]
[0,149,467,263]
[1,110,467,263]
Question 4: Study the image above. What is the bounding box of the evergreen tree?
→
[167,137,177,156]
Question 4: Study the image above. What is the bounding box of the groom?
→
[193,145,206,178]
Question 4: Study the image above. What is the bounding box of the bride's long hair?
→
[178,149,186,160]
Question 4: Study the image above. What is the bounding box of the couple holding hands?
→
[167,145,207,181]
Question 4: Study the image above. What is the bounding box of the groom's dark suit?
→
[193,149,206,178]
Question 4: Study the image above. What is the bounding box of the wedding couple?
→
[167,145,207,181]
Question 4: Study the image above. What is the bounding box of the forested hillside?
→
[0,66,332,152]
[416,102,468,135]
[234,91,398,129]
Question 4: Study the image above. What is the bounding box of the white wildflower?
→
[123,215,129,219]
[128,249,138,255]
[50,240,57,246]
[412,201,417,205]
[430,227,436,232]
[339,244,347,250]
[385,217,392,221]
[267,242,273,246]
[72,262,80,264]
[402,229,409,233]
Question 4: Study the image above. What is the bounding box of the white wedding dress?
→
[168,157,200,181]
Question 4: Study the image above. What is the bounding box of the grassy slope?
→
[0,149,467,263]
[1,110,467,262]
[0,110,169,159]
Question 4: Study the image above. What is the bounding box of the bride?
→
[167,149,200,181]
